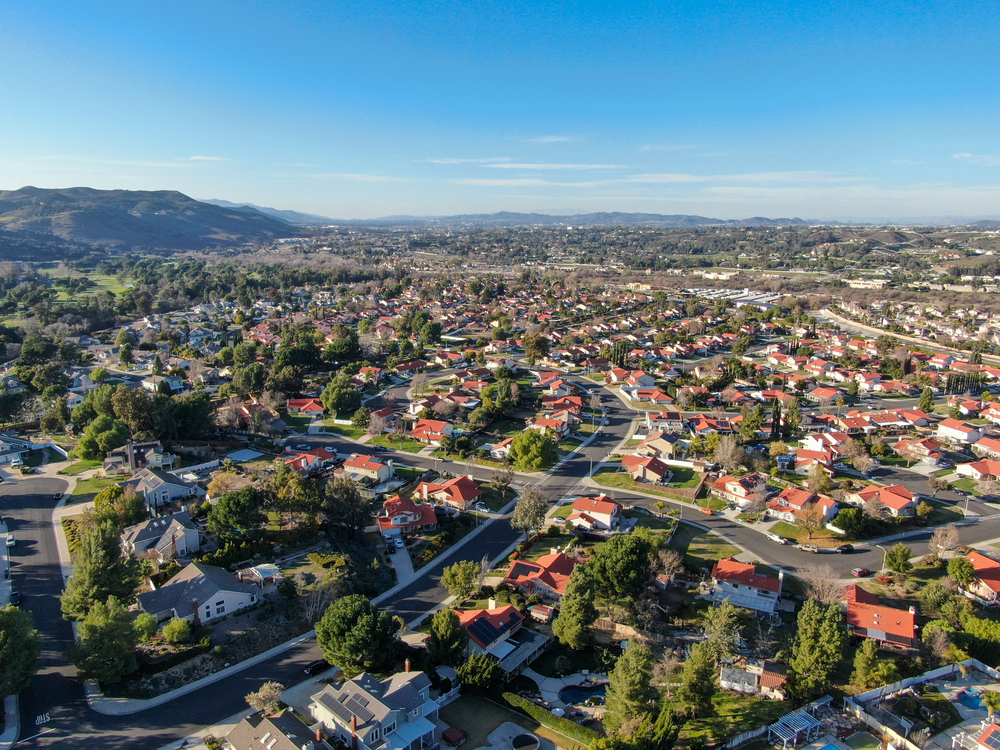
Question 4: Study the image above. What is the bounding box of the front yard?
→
[592,466,718,508]
[58,459,102,476]
[668,522,740,569]
[282,413,314,433]
[369,434,427,453]
[69,476,121,504]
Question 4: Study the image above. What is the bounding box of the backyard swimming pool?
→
[957,688,985,711]
[559,682,608,704]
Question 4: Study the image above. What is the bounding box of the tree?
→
[588,533,653,603]
[552,565,598,650]
[508,429,556,471]
[806,464,832,495]
[738,404,764,444]
[885,542,913,576]
[800,564,843,605]
[789,599,846,699]
[603,641,657,734]
[61,519,139,620]
[0,606,40,698]
[928,476,951,496]
[232,362,266,399]
[351,406,371,428]
[162,617,191,643]
[427,609,469,667]
[784,397,801,438]
[702,599,744,661]
[511,489,548,536]
[851,638,881,689]
[277,576,297,599]
[916,500,934,521]
[93,485,147,528]
[714,434,745,473]
[207,487,267,538]
[134,612,158,642]
[676,641,716,719]
[948,557,976,588]
[246,681,285,716]
[456,651,500,694]
[441,560,481,599]
[920,387,935,413]
[864,497,888,521]
[983,690,1000,720]
[930,524,960,555]
[523,332,550,366]
[315,595,400,677]
[67,596,139,684]
[490,467,514,497]
[322,477,369,539]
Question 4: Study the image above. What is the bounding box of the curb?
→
[0,695,18,750]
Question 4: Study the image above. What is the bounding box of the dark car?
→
[8,591,20,606]
[836,544,854,554]
[371,445,389,452]
[304,659,329,676]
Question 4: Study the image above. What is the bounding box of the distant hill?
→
[200,199,336,226]
[0,187,299,251]
[968,220,1000,230]
[346,211,811,228]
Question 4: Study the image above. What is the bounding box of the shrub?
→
[134,613,158,642]
[162,617,191,644]
[502,692,599,744]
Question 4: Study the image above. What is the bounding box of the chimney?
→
[405,658,411,673]
[488,597,497,609]
[351,716,358,750]
[422,484,428,501]
[192,598,200,627]
[315,728,324,744]
[466,474,474,481]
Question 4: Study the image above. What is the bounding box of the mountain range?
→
[200,198,336,226]
[347,211,812,228]
[0,186,298,252]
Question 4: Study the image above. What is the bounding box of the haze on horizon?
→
[3,1,999,223]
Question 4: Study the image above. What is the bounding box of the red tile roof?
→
[842,584,915,641]
[711,557,781,593]
[504,552,578,596]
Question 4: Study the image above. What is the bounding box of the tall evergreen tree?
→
[67,596,139,684]
[552,565,598,650]
[676,641,716,717]
[789,600,846,698]
[427,608,468,667]
[61,518,139,621]
[0,606,41,698]
[603,641,658,734]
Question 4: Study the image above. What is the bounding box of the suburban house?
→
[620,454,672,484]
[503,551,578,599]
[124,468,205,508]
[489,437,515,459]
[341,454,395,484]
[937,418,984,446]
[310,670,441,750]
[976,724,1000,750]
[711,473,769,510]
[0,435,33,464]
[892,436,944,465]
[409,419,454,446]
[377,495,437,538]
[967,551,1000,603]
[646,411,686,432]
[415,475,483,510]
[453,604,547,677]
[120,510,200,561]
[136,562,258,624]
[719,661,788,700]
[525,417,570,441]
[281,446,338,474]
[285,397,326,417]
[636,430,687,460]
[566,495,623,532]
[974,436,1000,460]
[956,459,1000,482]
[844,484,918,518]
[103,441,177,475]
[224,710,334,750]
[710,557,783,613]
[841,584,918,649]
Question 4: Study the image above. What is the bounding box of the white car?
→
[766,533,789,544]
[475,503,490,513]
[5,535,14,549]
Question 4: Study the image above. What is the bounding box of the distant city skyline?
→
[3,1,999,221]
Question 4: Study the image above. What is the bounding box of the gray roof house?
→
[120,510,200,561]
[104,441,177,475]
[0,435,33,464]
[136,562,258,625]
[124,468,204,507]
[224,710,332,750]
[310,670,441,750]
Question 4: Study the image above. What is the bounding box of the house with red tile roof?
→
[377,494,437,538]
[567,495,622,532]
[620,454,672,484]
[454,605,524,655]
[893,436,944,465]
[841,584,917,648]
[525,416,570,441]
[711,557,782,613]
[967,551,1000,603]
[937,418,984,446]
[956,458,1000,482]
[844,483,918,517]
[415,475,483,510]
[504,552,578,599]
[711,473,769,509]
[341,453,395,484]
[974,436,1000,460]
[409,418,454,446]
[278,446,337,475]
[285,397,325,416]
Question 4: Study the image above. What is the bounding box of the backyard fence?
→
[593,618,666,644]
[720,725,769,750]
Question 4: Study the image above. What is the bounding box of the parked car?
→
[394,537,405,549]
[371,445,389,452]
[836,544,854,554]
[475,503,490,513]
[8,591,19,606]
[386,541,396,554]
[304,659,329,676]
[797,543,819,553]
[766,533,789,544]
[852,567,873,577]
[699,508,714,516]
[5,535,14,549]
[295,443,310,450]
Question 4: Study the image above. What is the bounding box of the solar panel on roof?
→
[985,730,1000,750]
[467,618,501,645]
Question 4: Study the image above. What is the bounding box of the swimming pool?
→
[559,682,608,704]
[957,688,985,711]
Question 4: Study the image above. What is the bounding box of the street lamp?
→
[875,543,888,575]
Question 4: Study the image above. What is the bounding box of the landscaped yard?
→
[845,732,882,750]
[439,694,591,750]
[58,459,102,476]
[951,477,982,496]
[478,486,515,512]
[22,448,49,468]
[69,476,121,504]
[669,522,740,569]
[321,421,368,440]
[489,418,526,437]
[529,641,599,678]
[369,434,427,453]
[282,412,314,433]
[678,688,789,749]
[591,466,717,507]
[766,520,841,545]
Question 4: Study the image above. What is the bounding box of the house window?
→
[370,728,380,741]
[204,606,211,620]
[384,722,396,735]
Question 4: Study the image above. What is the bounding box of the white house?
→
[120,510,200,561]
[124,468,204,508]
[566,495,622,531]
[136,562,258,624]
[710,557,783,613]
[937,418,984,446]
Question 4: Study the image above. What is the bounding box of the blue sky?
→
[3,1,999,220]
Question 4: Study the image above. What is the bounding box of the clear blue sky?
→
[4,1,999,220]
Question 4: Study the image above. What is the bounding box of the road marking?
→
[18,727,56,744]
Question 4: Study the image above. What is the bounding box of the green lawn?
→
[529,642,598,678]
[552,504,574,518]
[58,459,102,476]
[591,466,717,507]
[490,418,526,437]
[951,477,982,496]
[478,487,514,512]
[438,694,591,750]
[393,465,425,481]
[925,499,965,526]
[678,689,790,749]
[282,413,314,433]
[45,271,131,301]
[322,422,368,440]
[22,449,48,468]
[369,434,426,453]
[69,476,120,504]
[668,522,740,569]
[623,509,676,531]
[845,732,882,750]
[767,520,840,544]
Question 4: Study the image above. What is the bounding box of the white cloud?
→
[626,171,864,185]
[423,157,513,164]
[179,155,229,162]
[525,135,576,144]
[640,144,698,152]
[485,163,629,171]
[953,153,1000,166]
[451,178,598,187]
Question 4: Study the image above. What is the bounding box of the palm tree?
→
[654,501,666,518]
[982,690,1000,719]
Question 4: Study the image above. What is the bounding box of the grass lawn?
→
[58,459,102,476]
[490,418,526,437]
[282,413,314,433]
[623,509,676,532]
[552,504,574,518]
[767,520,841,545]
[45,271,131,300]
[845,732,882,750]
[70,476,120,504]
[22,449,48,468]
[478,487,515,512]
[951,477,983,496]
[669,522,740,569]
[577,421,599,435]
[678,688,789,749]
[529,642,598,678]
[322,422,368,440]
[393,465,425,480]
[932,468,956,478]
[925,499,964,526]
[370,434,426,453]
[438,694,590,750]
[591,466,717,507]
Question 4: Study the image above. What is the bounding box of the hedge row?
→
[501,692,599,745]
